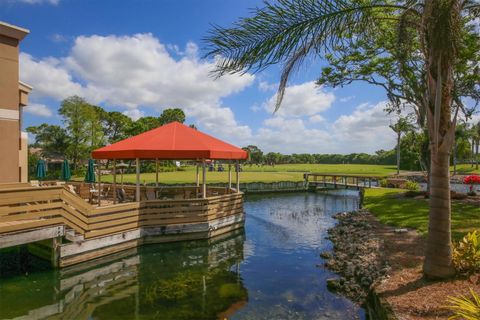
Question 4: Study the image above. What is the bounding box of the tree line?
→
[27,95,187,172]
[243,119,480,172]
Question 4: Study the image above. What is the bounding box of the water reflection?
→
[0,191,364,320]
[0,230,246,320]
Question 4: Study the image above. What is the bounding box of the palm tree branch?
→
[204,0,412,76]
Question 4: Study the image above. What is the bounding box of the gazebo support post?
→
[113,160,117,204]
[196,163,200,187]
[135,157,140,202]
[235,160,240,193]
[97,164,101,207]
[228,161,232,191]
[202,160,206,198]
[155,158,159,187]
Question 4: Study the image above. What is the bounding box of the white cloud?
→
[251,101,396,154]
[263,81,335,117]
[339,96,355,103]
[20,33,255,142]
[20,53,83,100]
[122,109,144,121]
[309,114,325,123]
[253,116,333,153]
[49,33,67,43]
[258,81,277,92]
[24,103,53,117]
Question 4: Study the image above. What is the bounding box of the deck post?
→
[334,176,337,189]
[113,160,117,204]
[235,160,240,193]
[155,158,159,187]
[323,175,326,187]
[136,157,140,202]
[196,163,200,187]
[369,178,372,188]
[202,160,206,198]
[228,161,232,190]
[97,165,101,206]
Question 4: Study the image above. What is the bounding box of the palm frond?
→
[205,0,413,110]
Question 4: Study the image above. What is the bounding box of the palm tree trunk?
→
[453,140,457,176]
[476,140,479,170]
[396,131,401,175]
[424,149,455,278]
[471,139,475,168]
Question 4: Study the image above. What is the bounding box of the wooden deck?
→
[0,184,245,267]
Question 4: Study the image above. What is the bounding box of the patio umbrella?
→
[116,162,129,187]
[84,159,96,183]
[60,159,71,181]
[36,159,46,181]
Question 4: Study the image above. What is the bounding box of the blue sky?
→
[2,0,397,154]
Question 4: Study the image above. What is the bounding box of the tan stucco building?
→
[0,22,31,183]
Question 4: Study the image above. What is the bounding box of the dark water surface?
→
[0,192,364,320]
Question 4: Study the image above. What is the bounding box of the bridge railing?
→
[304,173,380,188]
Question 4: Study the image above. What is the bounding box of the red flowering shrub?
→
[463,175,480,193]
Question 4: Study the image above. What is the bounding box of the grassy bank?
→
[453,164,479,174]
[364,188,480,240]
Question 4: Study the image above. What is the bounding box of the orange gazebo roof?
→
[91,121,248,160]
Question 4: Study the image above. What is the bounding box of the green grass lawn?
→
[364,188,480,240]
[91,170,304,184]
[240,163,397,176]
[452,164,480,174]
[75,162,477,184]
[80,164,398,185]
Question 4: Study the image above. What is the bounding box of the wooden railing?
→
[304,173,380,188]
[0,185,243,240]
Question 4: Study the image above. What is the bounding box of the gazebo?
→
[92,121,248,203]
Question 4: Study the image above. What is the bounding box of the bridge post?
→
[369,178,372,188]
[333,176,337,189]
[323,175,326,187]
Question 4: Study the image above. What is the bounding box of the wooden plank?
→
[0,201,63,216]
[60,229,142,257]
[59,239,140,267]
[0,217,64,234]
[0,225,64,249]
[0,207,63,222]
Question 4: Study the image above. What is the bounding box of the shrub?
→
[446,289,480,320]
[405,180,419,191]
[452,230,480,275]
[379,179,388,188]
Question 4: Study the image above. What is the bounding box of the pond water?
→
[0,191,364,320]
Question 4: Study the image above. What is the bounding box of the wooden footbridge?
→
[304,173,380,191]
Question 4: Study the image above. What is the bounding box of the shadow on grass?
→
[365,190,480,241]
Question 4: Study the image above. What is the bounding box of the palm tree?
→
[205,0,480,279]
[474,122,480,170]
[390,115,415,175]
[452,123,469,175]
